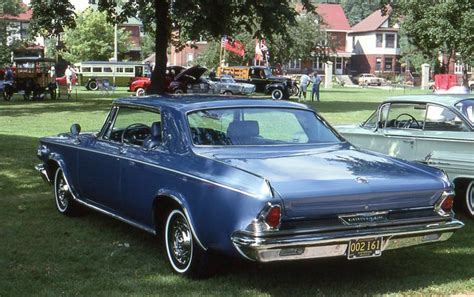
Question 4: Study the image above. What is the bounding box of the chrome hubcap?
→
[57,176,69,210]
[170,215,191,266]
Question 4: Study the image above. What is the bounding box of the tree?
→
[60,9,130,63]
[196,32,255,68]
[340,0,380,26]
[385,0,474,86]
[0,0,23,65]
[29,0,76,39]
[97,0,315,94]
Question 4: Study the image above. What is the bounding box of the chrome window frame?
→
[99,104,164,149]
[185,105,345,147]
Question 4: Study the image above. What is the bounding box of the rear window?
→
[187,107,341,146]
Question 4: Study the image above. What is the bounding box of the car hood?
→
[175,65,207,81]
[196,144,447,218]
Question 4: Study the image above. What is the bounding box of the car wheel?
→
[464,181,474,218]
[136,88,146,96]
[165,209,209,277]
[291,85,299,96]
[50,89,57,100]
[223,90,232,96]
[2,90,12,101]
[54,168,80,216]
[271,89,283,100]
[174,89,184,94]
[87,80,98,91]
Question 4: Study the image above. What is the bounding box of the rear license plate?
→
[347,237,383,259]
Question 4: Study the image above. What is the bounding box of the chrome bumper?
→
[35,164,51,184]
[231,219,464,262]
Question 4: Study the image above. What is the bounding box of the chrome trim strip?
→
[40,140,259,198]
[52,163,157,235]
[231,219,464,262]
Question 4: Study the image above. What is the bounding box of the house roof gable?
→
[351,7,392,33]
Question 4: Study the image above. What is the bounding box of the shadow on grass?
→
[0,134,46,196]
[0,98,115,118]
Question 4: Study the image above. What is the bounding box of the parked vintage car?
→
[128,66,185,96]
[217,65,298,99]
[5,57,57,100]
[208,75,255,95]
[36,96,463,277]
[168,65,210,94]
[337,95,474,217]
[357,73,384,86]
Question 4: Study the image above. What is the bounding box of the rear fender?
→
[153,189,207,250]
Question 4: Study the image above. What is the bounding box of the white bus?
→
[74,61,151,90]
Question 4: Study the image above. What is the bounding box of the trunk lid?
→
[199,145,446,219]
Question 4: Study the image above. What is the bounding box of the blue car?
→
[36,96,463,277]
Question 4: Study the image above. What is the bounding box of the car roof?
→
[114,95,311,113]
[385,95,474,107]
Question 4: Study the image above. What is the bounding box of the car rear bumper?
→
[231,219,464,262]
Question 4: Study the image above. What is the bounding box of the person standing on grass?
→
[311,72,321,102]
[65,65,75,99]
[299,72,310,101]
[4,65,13,82]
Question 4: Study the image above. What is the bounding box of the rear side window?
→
[424,105,469,132]
[187,107,341,146]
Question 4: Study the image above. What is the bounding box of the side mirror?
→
[70,123,81,138]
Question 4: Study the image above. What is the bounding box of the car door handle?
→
[402,140,414,144]
[119,147,128,154]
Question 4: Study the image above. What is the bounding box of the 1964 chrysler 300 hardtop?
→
[337,95,474,218]
[36,96,463,277]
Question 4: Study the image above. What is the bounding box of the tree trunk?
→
[462,63,469,87]
[149,0,169,95]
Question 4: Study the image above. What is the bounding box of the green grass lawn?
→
[0,86,473,296]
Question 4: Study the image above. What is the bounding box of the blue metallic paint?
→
[36,96,463,261]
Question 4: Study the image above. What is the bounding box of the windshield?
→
[263,68,272,77]
[187,107,341,146]
[455,99,474,124]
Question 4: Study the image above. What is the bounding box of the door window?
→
[103,107,162,146]
[385,103,426,130]
[424,105,469,132]
[362,104,389,129]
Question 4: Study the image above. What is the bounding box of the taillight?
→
[265,205,281,229]
[440,195,454,213]
[436,192,455,216]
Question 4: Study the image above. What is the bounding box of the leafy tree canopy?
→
[388,0,473,84]
[29,0,76,38]
[97,0,315,93]
[340,0,379,26]
[0,0,23,65]
[60,9,130,63]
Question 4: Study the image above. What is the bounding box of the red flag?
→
[222,36,245,57]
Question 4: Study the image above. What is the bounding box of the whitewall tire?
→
[465,181,474,218]
[164,208,210,277]
[54,168,79,216]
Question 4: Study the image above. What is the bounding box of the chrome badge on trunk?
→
[339,212,389,226]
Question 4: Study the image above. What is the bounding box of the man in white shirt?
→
[65,65,75,98]
[299,73,310,101]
